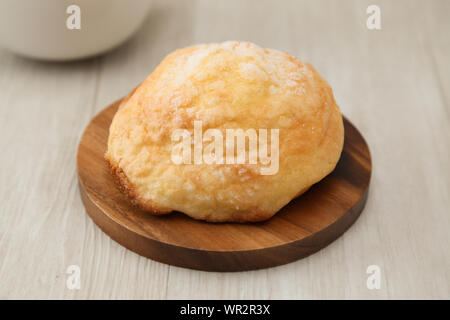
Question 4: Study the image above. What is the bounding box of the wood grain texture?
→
[77,99,371,271]
[0,0,449,298]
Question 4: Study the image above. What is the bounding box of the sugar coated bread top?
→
[105,41,344,222]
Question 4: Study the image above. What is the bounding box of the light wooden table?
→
[0,0,449,299]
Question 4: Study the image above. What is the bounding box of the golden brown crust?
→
[105,41,344,223]
[106,155,276,222]
[105,157,171,215]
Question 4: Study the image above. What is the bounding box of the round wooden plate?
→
[77,98,371,272]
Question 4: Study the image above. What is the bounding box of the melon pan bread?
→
[105,41,344,222]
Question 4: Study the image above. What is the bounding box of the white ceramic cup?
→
[0,0,152,61]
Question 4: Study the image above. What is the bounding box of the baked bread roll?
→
[105,41,344,222]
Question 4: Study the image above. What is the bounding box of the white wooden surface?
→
[0,0,449,299]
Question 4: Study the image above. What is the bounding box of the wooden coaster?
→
[77,97,372,272]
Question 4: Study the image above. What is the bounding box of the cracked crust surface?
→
[105,41,344,222]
